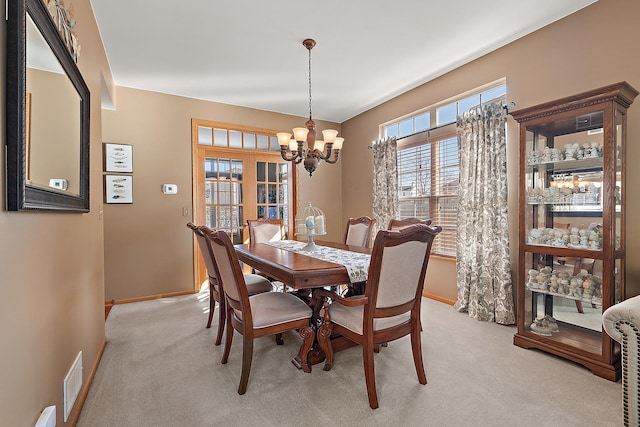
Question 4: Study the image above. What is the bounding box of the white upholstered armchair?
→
[603,295,640,426]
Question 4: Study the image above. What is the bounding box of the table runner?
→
[264,240,370,283]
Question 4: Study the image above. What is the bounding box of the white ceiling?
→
[89,0,597,123]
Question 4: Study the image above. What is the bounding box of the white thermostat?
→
[49,178,68,190]
[162,184,178,194]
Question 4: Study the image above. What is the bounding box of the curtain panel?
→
[454,102,515,324]
[371,137,398,235]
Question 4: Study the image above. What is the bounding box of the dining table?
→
[234,239,372,369]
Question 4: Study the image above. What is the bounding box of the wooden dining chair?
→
[388,217,432,230]
[316,224,442,409]
[343,216,377,248]
[247,218,287,291]
[206,228,315,395]
[342,217,377,296]
[187,223,272,345]
[247,218,285,243]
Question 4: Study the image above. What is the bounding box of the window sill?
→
[430,254,456,263]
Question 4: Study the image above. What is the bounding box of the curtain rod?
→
[369,101,516,149]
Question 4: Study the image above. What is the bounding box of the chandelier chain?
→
[308,47,312,120]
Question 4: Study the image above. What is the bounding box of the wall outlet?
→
[182,207,189,217]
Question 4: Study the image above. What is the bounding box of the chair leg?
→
[206,288,215,329]
[221,310,234,364]
[575,300,584,314]
[214,298,225,346]
[318,301,334,371]
[363,342,379,409]
[238,335,254,395]
[317,321,334,371]
[410,325,427,385]
[296,325,315,373]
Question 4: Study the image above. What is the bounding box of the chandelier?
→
[277,39,343,177]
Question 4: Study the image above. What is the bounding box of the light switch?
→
[162,184,178,194]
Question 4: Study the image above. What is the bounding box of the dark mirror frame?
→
[6,0,90,212]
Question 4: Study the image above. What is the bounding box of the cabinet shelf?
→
[525,286,603,307]
[512,82,638,382]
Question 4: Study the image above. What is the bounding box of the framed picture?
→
[104,143,133,172]
[105,175,133,204]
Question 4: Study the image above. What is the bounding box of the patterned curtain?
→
[371,137,398,235]
[454,102,515,324]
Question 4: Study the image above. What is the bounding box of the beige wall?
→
[0,1,112,426]
[102,87,341,300]
[341,0,640,301]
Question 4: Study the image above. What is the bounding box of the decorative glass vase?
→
[295,203,326,251]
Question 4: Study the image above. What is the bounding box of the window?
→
[197,126,280,151]
[383,82,506,257]
[397,136,459,256]
[436,85,506,126]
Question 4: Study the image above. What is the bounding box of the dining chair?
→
[316,223,442,409]
[343,216,377,248]
[388,217,432,230]
[187,223,272,345]
[206,228,315,395]
[247,218,285,243]
[342,217,377,296]
[247,218,288,291]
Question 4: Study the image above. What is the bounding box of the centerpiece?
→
[295,203,326,251]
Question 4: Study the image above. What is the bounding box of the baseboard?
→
[105,290,196,315]
[104,299,114,319]
[423,292,455,306]
[67,336,107,426]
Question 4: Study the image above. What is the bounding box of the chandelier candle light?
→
[277,39,344,177]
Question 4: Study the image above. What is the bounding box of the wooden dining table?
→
[235,240,371,289]
[234,240,372,369]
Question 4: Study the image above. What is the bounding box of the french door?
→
[191,120,296,291]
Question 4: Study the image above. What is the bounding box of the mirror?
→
[6,0,90,212]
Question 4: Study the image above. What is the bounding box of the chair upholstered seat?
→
[244,274,273,295]
[248,292,313,328]
[329,302,410,334]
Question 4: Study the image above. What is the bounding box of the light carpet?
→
[78,293,622,426]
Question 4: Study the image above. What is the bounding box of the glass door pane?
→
[256,160,290,237]
[204,157,244,244]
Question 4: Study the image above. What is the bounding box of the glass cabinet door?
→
[522,110,606,355]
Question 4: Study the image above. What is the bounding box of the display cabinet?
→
[511,82,638,381]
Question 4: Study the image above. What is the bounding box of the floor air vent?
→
[63,351,83,422]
